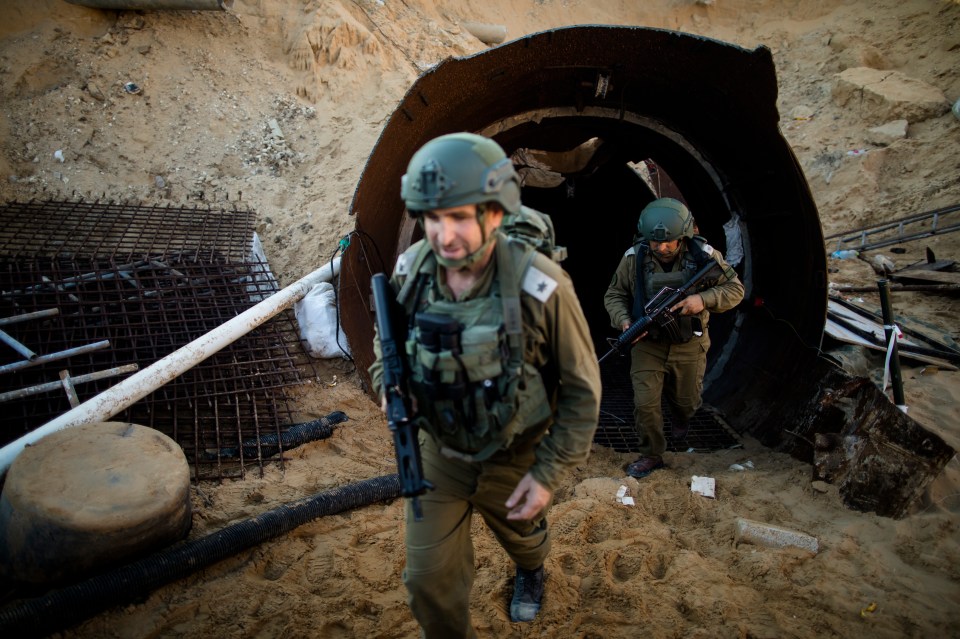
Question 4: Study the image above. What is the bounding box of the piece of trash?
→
[860,602,877,618]
[743,460,754,469]
[729,463,746,472]
[155,175,166,188]
[846,149,867,156]
[621,496,635,506]
[616,485,627,500]
[811,480,830,493]
[870,254,896,275]
[686,447,696,453]
[267,118,285,140]
[123,82,142,94]
[690,475,716,498]
[830,249,860,260]
[734,518,819,553]
[953,98,960,122]
[53,149,64,163]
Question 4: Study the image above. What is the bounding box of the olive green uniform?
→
[370,233,601,638]
[603,239,743,456]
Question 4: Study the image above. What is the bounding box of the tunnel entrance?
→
[500,126,743,452]
[341,25,827,443]
[337,25,955,516]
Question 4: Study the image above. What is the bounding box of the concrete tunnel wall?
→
[339,25,828,441]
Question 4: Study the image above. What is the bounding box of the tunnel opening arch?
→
[340,24,828,442]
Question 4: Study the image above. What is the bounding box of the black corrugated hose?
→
[202,410,349,460]
[0,474,401,637]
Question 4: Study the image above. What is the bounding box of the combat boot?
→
[510,564,544,622]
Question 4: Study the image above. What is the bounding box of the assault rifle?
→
[371,272,434,521]
[598,260,721,364]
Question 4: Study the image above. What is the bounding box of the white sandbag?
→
[295,281,351,359]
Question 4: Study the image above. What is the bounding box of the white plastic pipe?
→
[0,258,341,477]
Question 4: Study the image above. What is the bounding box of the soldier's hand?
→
[670,293,705,316]
[620,320,631,332]
[380,394,418,414]
[506,473,552,521]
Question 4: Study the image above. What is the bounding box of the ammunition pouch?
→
[414,312,467,400]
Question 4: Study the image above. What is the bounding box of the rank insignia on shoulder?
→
[522,265,558,303]
[394,252,410,276]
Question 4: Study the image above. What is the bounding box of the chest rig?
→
[393,234,554,461]
[632,236,713,343]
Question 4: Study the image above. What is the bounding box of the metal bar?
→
[824,204,960,240]
[0,257,341,477]
[0,308,60,326]
[0,328,37,360]
[59,370,81,408]
[830,223,960,252]
[0,340,112,375]
[0,364,140,403]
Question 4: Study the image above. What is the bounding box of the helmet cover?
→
[401,133,522,215]
[637,197,695,242]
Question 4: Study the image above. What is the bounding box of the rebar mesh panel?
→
[595,346,740,453]
[0,201,317,480]
[0,200,255,262]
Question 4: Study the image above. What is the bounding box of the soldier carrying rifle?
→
[368,133,601,637]
[603,198,744,479]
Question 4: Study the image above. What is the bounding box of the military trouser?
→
[629,335,708,456]
[403,433,551,639]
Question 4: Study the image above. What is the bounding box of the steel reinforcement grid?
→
[0,200,318,480]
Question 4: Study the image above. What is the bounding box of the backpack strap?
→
[496,235,535,378]
[396,241,437,330]
[631,241,649,321]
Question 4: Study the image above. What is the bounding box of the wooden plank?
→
[898,259,955,272]
[824,319,957,370]
[827,301,926,349]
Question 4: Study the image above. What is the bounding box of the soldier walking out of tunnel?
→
[368,132,601,637]
[603,198,744,479]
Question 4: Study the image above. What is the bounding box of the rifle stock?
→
[598,260,721,363]
[371,272,433,520]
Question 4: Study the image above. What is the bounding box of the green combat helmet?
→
[401,132,522,216]
[637,197,695,242]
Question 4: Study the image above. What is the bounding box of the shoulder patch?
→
[522,264,558,303]
[701,243,715,256]
[394,251,410,276]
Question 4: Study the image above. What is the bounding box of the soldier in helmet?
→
[369,132,601,637]
[603,198,744,478]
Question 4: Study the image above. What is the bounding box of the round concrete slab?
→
[0,421,192,584]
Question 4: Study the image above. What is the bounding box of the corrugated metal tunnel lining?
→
[341,24,827,444]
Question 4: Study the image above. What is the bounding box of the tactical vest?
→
[632,236,713,343]
[393,232,555,462]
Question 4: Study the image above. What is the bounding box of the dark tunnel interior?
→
[499,120,741,356]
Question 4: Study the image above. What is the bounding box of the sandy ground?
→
[1,1,960,637]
